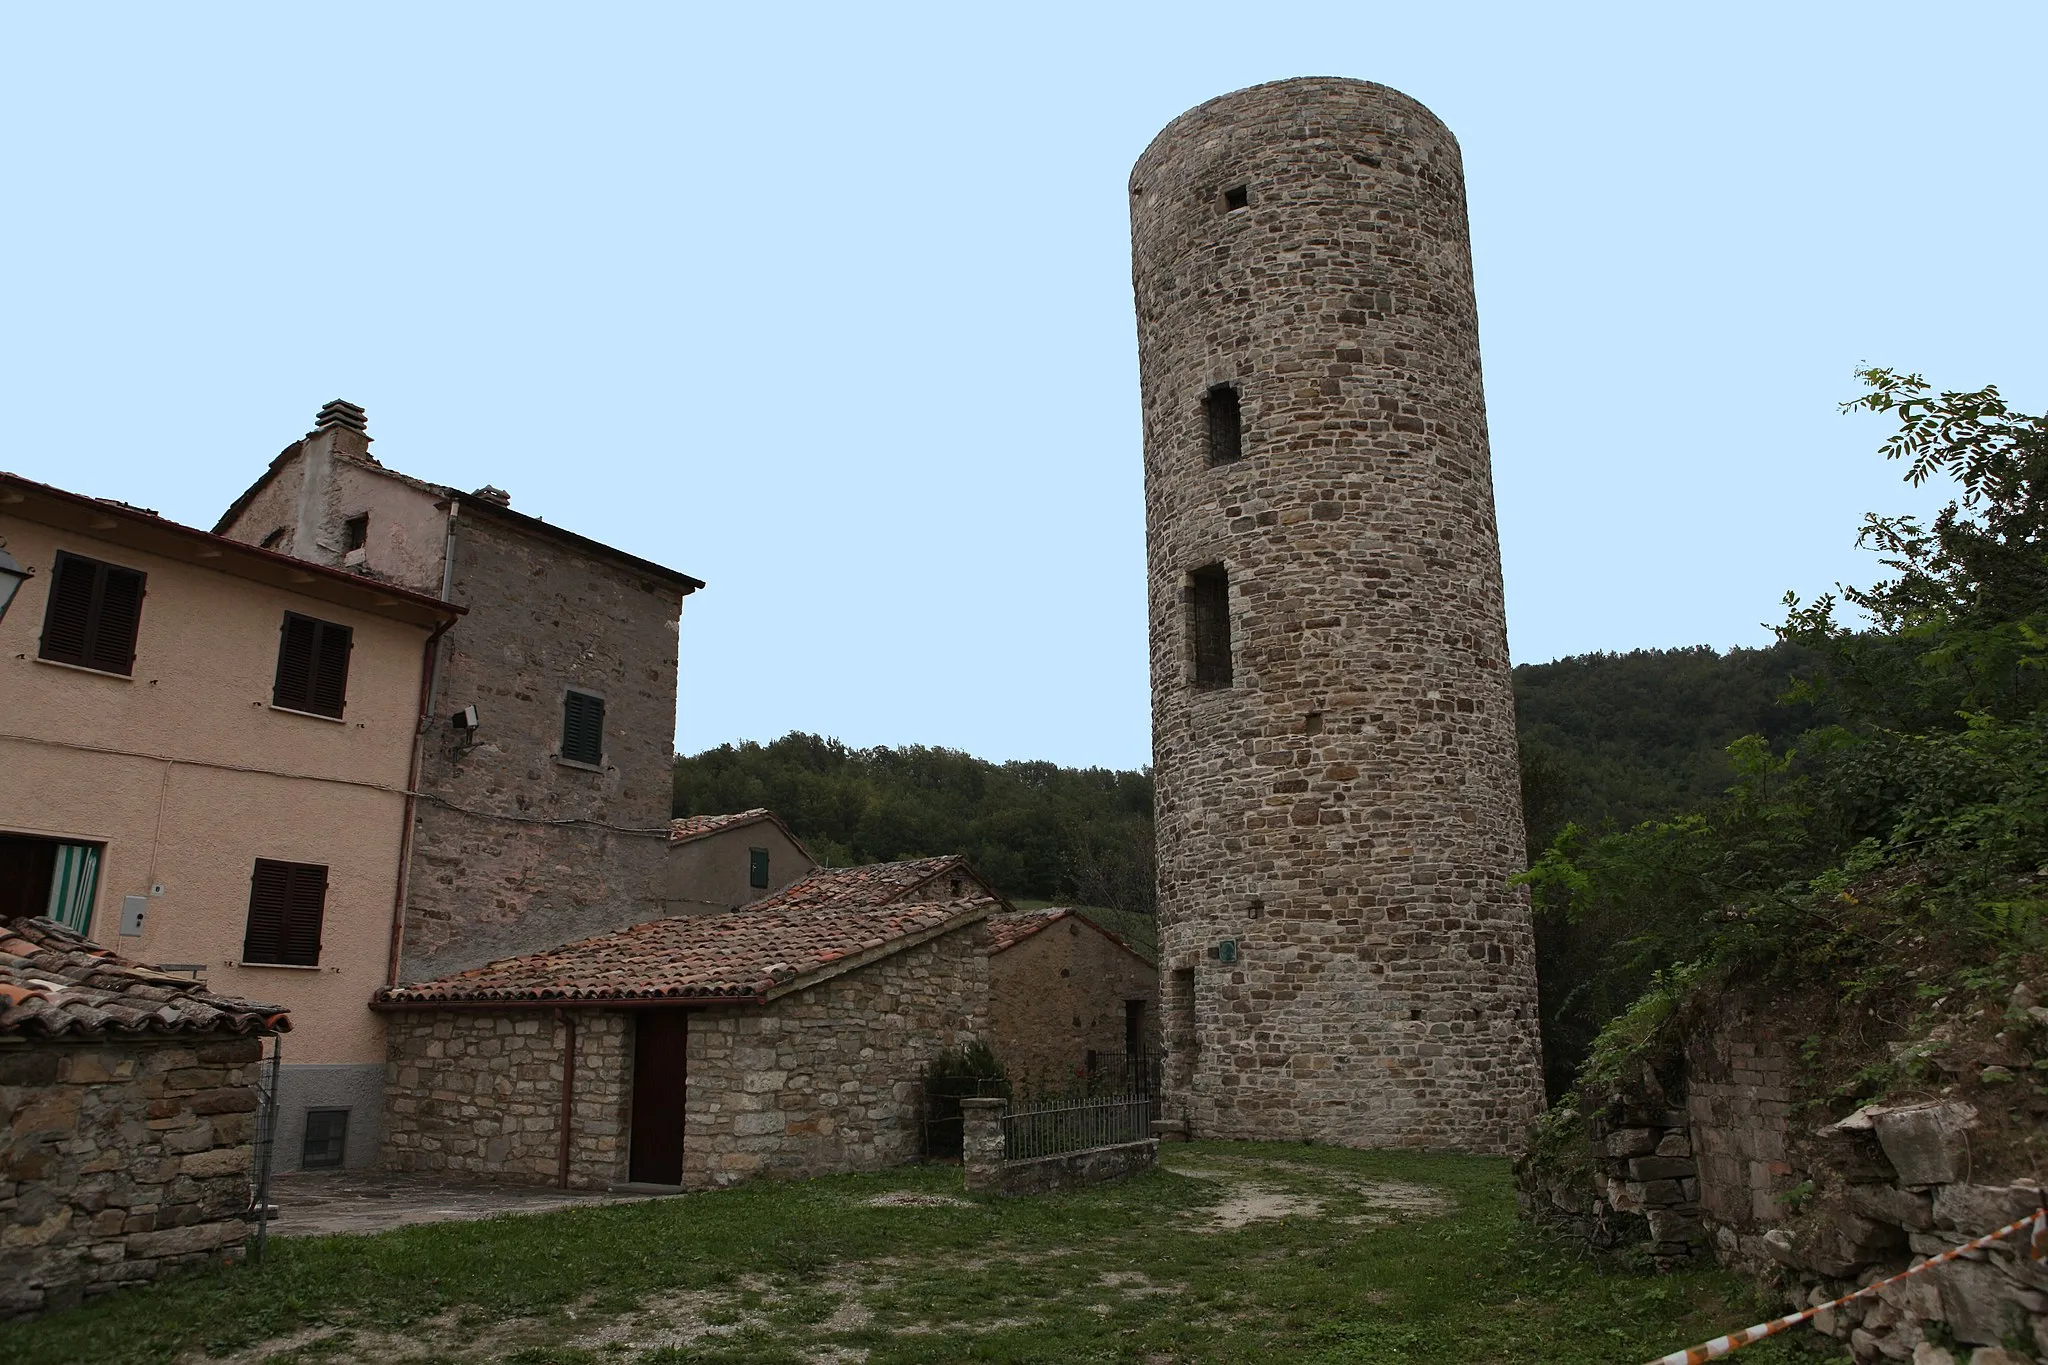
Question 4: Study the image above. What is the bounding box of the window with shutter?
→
[749,847,770,889]
[38,551,147,676]
[242,858,328,966]
[561,690,605,765]
[272,613,353,718]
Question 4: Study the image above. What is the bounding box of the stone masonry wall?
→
[1521,993,2048,1362]
[381,1009,631,1188]
[1687,1005,1796,1243]
[1132,77,1543,1152]
[1,1036,260,1320]
[403,506,685,982]
[988,919,1157,1089]
[683,923,988,1191]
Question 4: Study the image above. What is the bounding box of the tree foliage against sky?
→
[672,733,1156,913]
[1525,369,2048,1099]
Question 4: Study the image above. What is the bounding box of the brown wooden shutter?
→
[273,615,317,711]
[273,614,353,717]
[282,863,327,965]
[38,553,96,665]
[242,860,292,963]
[562,691,605,764]
[308,621,352,717]
[243,859,326,966]
[87,565,145,675]
[39,551,145,674]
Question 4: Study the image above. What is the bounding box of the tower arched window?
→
[1203,384,1243,466]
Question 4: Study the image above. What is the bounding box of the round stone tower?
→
[1132,77,1542,1153]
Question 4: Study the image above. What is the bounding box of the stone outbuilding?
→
[985,909,1158,1090]
[372,860,1000,1192]
[0,917,289,1320]
[665,810,817,916]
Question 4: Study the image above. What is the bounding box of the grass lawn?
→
[0,1142,1828,1365]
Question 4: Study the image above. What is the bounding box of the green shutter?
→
[45,843,100,934]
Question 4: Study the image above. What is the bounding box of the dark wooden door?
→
[0,836,57,922]
[630,1010,688,1185]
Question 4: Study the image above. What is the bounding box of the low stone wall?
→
[1521,1096,1705,1270]
[1,1036,260,1320]
[960,1098,1158,1196]
[1519,990,2048,1361]
[381,1009,631,1189]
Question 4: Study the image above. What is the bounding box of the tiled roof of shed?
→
[667,809,810,860]
[374,895,999,1007]
[985,908,1072,952]
[670,810,772,841]
[0,918,291,1039]
[751,855,999,913]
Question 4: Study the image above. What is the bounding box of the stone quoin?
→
[1131,77,1544,1151]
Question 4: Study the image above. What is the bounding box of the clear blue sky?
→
[4,3,2042,771]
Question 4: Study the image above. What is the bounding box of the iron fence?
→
[245,1034,282,1263]
[1002,1092,1152,1161]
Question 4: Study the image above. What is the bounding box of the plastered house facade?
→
[0,470,457,1170]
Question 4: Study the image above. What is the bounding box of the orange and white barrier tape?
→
[1644,1206,2048,1365]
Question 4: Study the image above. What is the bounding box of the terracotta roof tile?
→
[0,918,291,1039]
[985,908,1072,952]
[751,855,1007,913]
[375,894,999,1007]
[668,809,810,860]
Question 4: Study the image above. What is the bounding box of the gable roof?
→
[373,895,998,1008]
[213,441,704,594]
[985,907,1072,952]
[669,809,811,859]
[0,471,464,631]
[0,918,291,1039]
[750,855,1011,915]
[985,907,1156,967]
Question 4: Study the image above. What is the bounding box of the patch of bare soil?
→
[1166,1153,1451,1232]
[186,1305,545,1365]
[862,1191,974,1208]
[1198,1187,1326,1230]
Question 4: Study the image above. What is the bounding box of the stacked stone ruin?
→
[1132,77,1545,1152]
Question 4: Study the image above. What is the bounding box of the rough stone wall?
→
[987,919,1157,1089]
[1131,76,1542,1152]
[403,506,684,981]
[0,1036,260,1320]
[1520,996,2048,1361]
[381,1010,632,1188]
[683,923,988,1191]
[1687,1009,1796,1234]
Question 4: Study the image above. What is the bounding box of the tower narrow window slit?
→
[1189,563,1232,688]
[1203,383,1242,466]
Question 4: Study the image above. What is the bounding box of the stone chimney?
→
[307,399,373,462]
[471,485,512,507]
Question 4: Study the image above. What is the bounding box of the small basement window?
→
[1223,185,1249,211]
[302,1109,348,1168]
[1189,563,1233,689]
[561,690,606,766]
[1203,384,1243,466]
[749,847,770,890]
[343,514,369,552]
